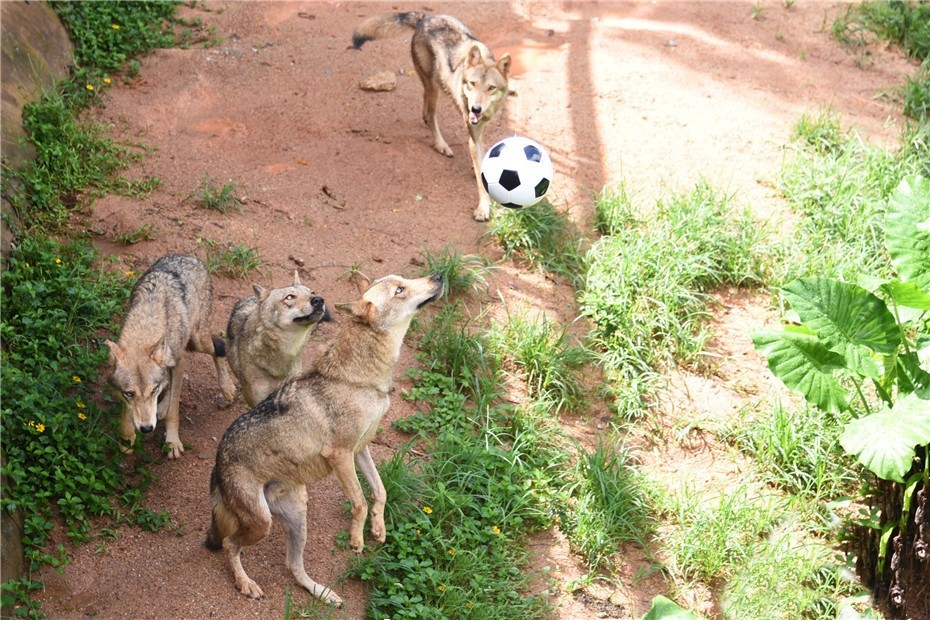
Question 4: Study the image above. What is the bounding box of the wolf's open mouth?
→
[469,112,483,124]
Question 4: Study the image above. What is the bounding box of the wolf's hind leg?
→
[224,488,274,599]
[267,484,344,606]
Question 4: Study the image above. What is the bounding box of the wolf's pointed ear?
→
[350,272,371,294]
[335,300,374,323]
[467,45,483,68]
[253,284,269,301]
[105,340,122,366]
[293,271,301,286]
[150,337,177,368]
[497,53,512,78]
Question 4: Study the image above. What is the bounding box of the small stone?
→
[360,71,396,92]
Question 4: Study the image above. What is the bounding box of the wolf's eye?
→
[151,386,160,396]
[487,85,496,93]
[395,286,405,295]
[123,390,135,399]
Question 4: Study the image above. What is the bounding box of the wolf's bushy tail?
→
[352,12,425,49]
[204,465,226,551]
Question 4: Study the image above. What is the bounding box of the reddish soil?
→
[35,2,917,619]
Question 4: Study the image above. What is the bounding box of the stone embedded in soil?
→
[359,71,396,92]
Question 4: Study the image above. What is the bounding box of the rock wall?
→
[1,0,74,254]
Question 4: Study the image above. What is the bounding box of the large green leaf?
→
[641,596,696,620]
[886,175,930,292]
[881,280,930,312]
[783,278,899,378]
[752,328,849,412]
[840,392,930,482]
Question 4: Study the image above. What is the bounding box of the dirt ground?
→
[34,2,918,619]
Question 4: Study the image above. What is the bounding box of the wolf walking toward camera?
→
[206,273,444,605]
[226,272,331,407]
[106,254,236,459]
[353,11,512,221]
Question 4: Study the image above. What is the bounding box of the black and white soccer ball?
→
[480,136,553,209]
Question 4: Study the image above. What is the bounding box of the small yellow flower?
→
[492,525,501,535]
[447,548,456,556]
[437,584,446,593]
[103,77,112,85]
[466,601,474,609]
[125,270,135,278]
[422,506,433,515]
[112,24,120,30]
[78,413,88,421]
[54,258,62,264]
[36,423,45,433]
[72,375,82,383]
[76,401,86,409]
[86,84,94,91]
[26,420,36,427]
[415,529,421,536]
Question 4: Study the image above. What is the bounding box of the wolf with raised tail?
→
[353,11,512,221]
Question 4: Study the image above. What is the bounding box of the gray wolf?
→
[105,254,236,459]
[205,273,444,605]
[226,271,331,407]
[353,12,512,222]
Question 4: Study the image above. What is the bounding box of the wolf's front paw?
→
[473,203,491,221]
[165,439,184,459]
[433,141,453,158]
[236,576,264,599]
[370,517,386,543]
[119,436,135,454]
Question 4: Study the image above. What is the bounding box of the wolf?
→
[205,273,444,605]
[226,272,331,407]
[353,12,512,222]
[105,253,236,459]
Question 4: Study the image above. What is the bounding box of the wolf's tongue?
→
[469,113,482,124]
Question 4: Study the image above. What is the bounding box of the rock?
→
[359,71,396,92]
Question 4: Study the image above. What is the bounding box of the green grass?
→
[831,0,930,60]
[487,312,589,414]
[6,88,160,232]
[558,442,657,573]
[778,110,928,281]
[580,179,772,417]
[659,481,786,584]
[200,239,261,278]
[485,200,586,287]
[191,175,243,213]
[721,520,860,620]
[418,245,494,298]
[721,401,860,504]
[113,222,156,245]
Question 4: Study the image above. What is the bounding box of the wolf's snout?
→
[139,424,155,434]
[311,296,324,309]
[470,105,481,114]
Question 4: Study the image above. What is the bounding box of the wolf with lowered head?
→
[106,253,236,459]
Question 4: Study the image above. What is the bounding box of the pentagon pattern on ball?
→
[480,136,554,209]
